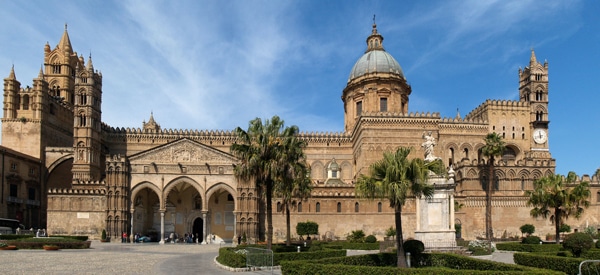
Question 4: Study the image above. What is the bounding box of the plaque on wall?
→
[225,226,233,231]
[77,212,89,219]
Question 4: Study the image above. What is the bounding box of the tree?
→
[274,132,312,246]
[481,132,505,241]
[519,224,535,237]
[230,115,299,250]
[355,147,441,268]
[526,172,591,244]
[296,221,318,240]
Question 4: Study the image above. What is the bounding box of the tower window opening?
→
[356,101,362,116]
[380,97,388,112]
[337,202,342,213]
[316,202,320,213]
[355,202,359,213]
[52,65,61,74]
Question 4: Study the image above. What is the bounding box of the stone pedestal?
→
[414,173,457,250]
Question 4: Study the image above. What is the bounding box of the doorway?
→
[193,218,203,243]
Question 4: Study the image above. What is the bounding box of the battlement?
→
[465,99,529,120]
[48,188,106,195]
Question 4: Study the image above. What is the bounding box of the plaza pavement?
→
[0,241,515,274]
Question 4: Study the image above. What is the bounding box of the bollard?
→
[304,241,307,247]
[406,252,411,268]
[297,246,301,252]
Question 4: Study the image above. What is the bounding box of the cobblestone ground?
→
[0,241,243,275]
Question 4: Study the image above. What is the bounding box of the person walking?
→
[122,232,127,243]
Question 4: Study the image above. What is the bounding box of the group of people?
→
[167,232,199,243]
[121,232,151,243]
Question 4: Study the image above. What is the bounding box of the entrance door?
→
[193,218,203,243]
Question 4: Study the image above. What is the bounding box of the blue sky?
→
[0,0,598,176]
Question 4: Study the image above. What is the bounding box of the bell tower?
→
[72,54,103,181]
[519,49,550,157]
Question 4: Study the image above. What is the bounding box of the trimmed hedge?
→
[281,252,561,275]
[326,241,379,250]
[514,252,581,275]
[216,247,247,268]
[496,242,561,252]
[216,246,346,268]
[3,237,91,249]
[581,249,600,259]
[274,249,346,264]
[0,234,35,240]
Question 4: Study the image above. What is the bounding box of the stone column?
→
[201,212,207,244]
[232,211,238,244]
[450,193,455,230]
[159,210,165,244]
[130,209,135,243]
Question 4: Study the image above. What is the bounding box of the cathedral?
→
[2,23,599,244]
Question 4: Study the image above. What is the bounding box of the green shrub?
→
[596,240,600,249]
[280,252,560,275]
[216,247,246,268]
[0,234,34,240]
[519,224,535,236]
[346,230,365,243]
[563,232,593,257]
[468,240,493,255]
[496,242,561,252]
[296,221,318,239]
[521,235,541,244]
[2,237,91,249]
[581,248,600,259]
[514,252,582,274]
[403,239,425,256]
[101,229,107,240]
[365,235,377,243]
[385,226,395,239]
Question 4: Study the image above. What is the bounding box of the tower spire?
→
[529,48,537,66]
[58,23,73,53]
[8,64,16,80]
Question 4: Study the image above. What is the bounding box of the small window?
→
[316,202,320,213]
[380,98,388,112]
[337,202,342,213]
[143,166,149,173]
[29,167,36,176]
[9,184,17,197]
[10,162,17,171]
[28,187,36,200]
[354,202,359,213]
[356,101,362,116]
[277,202,282,212]
[298,202,302,213]
[597,192,600,203]
[377,202,382,213]
[332,170,337,178]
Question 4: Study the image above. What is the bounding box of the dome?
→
[348,50,404,81]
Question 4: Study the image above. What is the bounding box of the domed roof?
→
[348,23,405,82]
[349,50,404,81]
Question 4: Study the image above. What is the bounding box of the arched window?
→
[22,95,29,110]
[521,177,525,190]
[316,202,320,213]
[337,202,342,213]
[298,202,302,213]
[494,176,500,191]
[377,202,382,213]
[277,202,282,213]
[354,202,359,213]
[597,192,600,203]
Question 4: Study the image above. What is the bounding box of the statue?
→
[421,131,439,162]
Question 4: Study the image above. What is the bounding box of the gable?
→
[128,138,237,165]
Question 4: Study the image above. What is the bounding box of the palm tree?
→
[526,172,591,244]
[355,147,441,268]
[230,115,299,250]
[481,132,505,241]
[274,133,312,246]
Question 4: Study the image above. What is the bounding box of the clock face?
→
[533,129,547,144]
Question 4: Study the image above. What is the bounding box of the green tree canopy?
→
[355,146,440,268]
[526,172,591,244]
[230,115,300,249]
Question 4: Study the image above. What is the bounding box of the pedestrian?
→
[122,232,127,243]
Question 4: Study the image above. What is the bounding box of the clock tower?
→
[519,49,551,158]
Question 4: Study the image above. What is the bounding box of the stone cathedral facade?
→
[3,23,600,243]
